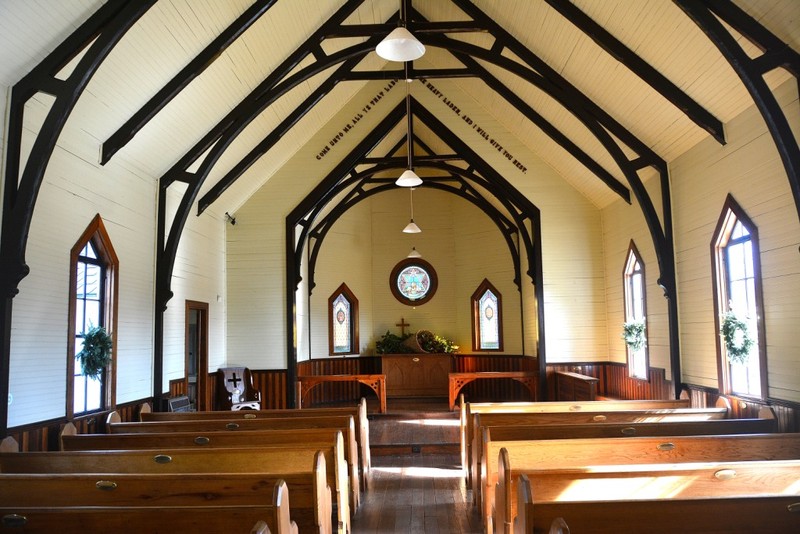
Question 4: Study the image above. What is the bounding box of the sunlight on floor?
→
[373,465,466,479]
[397,418,460,427]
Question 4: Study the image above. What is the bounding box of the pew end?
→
[0,437,18,453]
[58,422,77,451]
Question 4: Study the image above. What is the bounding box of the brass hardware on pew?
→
[788,503,800,513]
[226,422,240,430]
[2,514,27,527]
[153,454,172,464]
[244,413,257,419]
[96,480,118,491]
[714,469,736,480]
[592,415,607,422]
[412,358,420,362]
[621,427,637,436]
[194,436,211,445]
[657,442,675,451]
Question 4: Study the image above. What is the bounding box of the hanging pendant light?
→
[376,1,425,62]
[396,79,422,187]
[407,246,422,258]
[403,187,421,233]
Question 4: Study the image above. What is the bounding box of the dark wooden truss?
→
[2,0,799,427]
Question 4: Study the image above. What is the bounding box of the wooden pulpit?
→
[215,367,261,410]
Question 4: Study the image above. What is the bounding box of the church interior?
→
[0,1,799,532]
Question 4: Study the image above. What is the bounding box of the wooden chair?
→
[217,367,261,410]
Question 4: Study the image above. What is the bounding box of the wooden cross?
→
[396,318,410,336]
[227,372,242,389]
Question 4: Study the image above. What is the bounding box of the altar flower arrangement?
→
[375,329,458,354]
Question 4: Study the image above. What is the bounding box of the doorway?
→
[185,300,209,411]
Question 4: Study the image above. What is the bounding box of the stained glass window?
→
[390,259,438,306]
[328,283,359,355]
[471,279,503,351]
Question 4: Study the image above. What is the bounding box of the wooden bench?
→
[492,432,800,533]
[0,477,297,534]
[0,445,346,533]
[479,408,778,526]
[515,461,800,533]
[459,396,693,477]
[108,414,361,512]
[138,398,371,489]
[554,371,598,401]
[469,404,730,506]
[0,505,280,533]
[448,372,537,410]
[296,375,387,414]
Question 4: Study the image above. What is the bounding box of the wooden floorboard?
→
[353,399,479,533]
[352,453,481,534]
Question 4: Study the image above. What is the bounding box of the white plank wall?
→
[669,79,800,402]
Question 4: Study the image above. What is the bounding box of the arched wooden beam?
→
[0,0,155,437]
[675,0,800,224]
[101,0,281,164]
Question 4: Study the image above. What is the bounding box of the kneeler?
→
[216,367,261,410]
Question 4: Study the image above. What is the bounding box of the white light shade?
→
[395,169,423,187]
[403,219,421,233]
[407,247,422,258]
[376,27,425,62]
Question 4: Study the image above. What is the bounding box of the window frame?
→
[623,241,649,380]
[471,278,504,352]
[710,195,768,400]
[66,214,118,419]
[389,258,438,306]
[328,283,359,356]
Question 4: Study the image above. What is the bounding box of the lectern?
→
[215,367,261,410]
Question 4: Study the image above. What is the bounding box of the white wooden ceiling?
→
[1,0,797,212]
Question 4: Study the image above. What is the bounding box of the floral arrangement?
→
[720,311,754,364]
[375,329,458,354]
[77,325,113,379]
[622,319,646,352]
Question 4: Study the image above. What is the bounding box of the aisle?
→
[351,453,481,533]
[351,399,481,533]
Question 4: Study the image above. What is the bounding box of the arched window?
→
[328,283,359,356]
[623,242,649,379]
[471,279,503,352]
[67,215,118,418]
[711,195,767,399]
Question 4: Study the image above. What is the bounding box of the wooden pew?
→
[139,397,371,489]
[479,408,779,525]
[469,404,730,507]
[493,433,800,534]
[0,445,347,533]
[109,414,361,511]
[459,396,693,478]
[515,463,800,534]
[0,505,279,533]
[0,477,297,534]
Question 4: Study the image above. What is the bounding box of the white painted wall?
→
[670,79,800,402]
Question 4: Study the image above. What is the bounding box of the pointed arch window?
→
[328,283,359,356]
[711,195,767,399]
[623,242,649,379]
[67,214,118,418]
[471,279,503,352]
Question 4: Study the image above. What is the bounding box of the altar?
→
[380,353,454,398]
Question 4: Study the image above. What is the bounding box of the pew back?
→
[0,477,298,534]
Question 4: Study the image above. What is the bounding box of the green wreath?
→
[720,311,753,365]
[622,320,646,352]
[77,325,113,379]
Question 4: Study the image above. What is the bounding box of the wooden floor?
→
[351,397,481,533]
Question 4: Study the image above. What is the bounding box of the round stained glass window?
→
[390,258,438,306]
